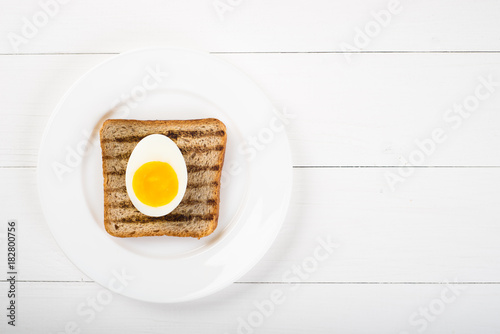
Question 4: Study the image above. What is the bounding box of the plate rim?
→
[37,46,293,303]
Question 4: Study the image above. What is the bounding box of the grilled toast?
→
[99,118,227,238]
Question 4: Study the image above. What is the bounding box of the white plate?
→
[37,47,293,303]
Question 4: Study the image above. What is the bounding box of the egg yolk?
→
[132,161,179,207]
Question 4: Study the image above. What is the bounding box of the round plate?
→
[37,47,293,303]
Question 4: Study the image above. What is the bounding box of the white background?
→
[2,0,500,333]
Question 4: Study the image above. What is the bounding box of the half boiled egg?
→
[125,134,188,217]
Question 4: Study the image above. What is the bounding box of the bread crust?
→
[99,118,227,238]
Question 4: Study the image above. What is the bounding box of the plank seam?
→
[1,51,500,56]
[3,280,500,284]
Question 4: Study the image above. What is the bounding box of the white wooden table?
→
[2,1,500,333]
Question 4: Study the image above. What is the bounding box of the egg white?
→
[125,134,188,217]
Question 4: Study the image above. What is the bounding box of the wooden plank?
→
[2,167,500,282]
[224,53,500,166]
[0,54,109,166]
[0,168,91,282]
[0,281,498,333]
[1,0,500,53]
[1,53,500,166]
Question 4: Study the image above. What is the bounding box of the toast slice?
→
[99,118,227,238]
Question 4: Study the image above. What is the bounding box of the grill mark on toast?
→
[180,145,224,154]
[190,181,219,188]
[101,139,225,156]
[105,188,219,203]
[186,165,220,172]
[106,165,220,175]
[106,199,217,209]
[109,213,215,223]
[104,181,218,193]
[106,170,126,176]
[102,145,224,160]
[182,199,217,206]
[101,130,225,143]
